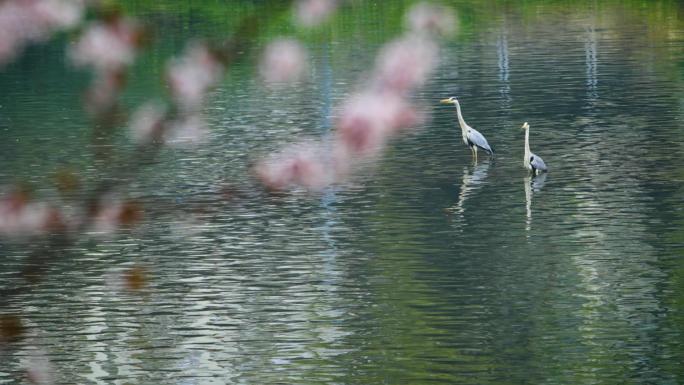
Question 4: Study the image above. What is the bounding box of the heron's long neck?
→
[454,102,467,133]
[524,128,531,157]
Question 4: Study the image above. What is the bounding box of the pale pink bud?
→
[374,35,438,93]
[259,38,308,85]
[129,101,166,144]
[69,19,139,71]
[167,43,223,110]
[405,2,457,36]
[294,0,336,27]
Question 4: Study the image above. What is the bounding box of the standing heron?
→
[440,97,493,162]
[521,122,548,174]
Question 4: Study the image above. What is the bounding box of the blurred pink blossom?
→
[167,43,223,110]
[83,69,125,115]
[0,0,84,66]
[0,35,19,64]
[91,198,142,235]
[405,2,457,36]
[294,0,337,27]
[336,91,419,154]
[69,18,139,71]
[0,191,55,237]
[255,4,442,193]
[374,34,438,93]
[259,38,308,85]
[129,101,167,144]
[34,0,84,30]
[255,142,333,191]
[254,92,422,191]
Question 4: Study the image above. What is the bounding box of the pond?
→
[1,1,683,384]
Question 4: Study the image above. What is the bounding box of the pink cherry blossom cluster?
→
[255,2,453,192]
[69,16,143,115]
[0,0,83,66]
[129,42,222,147]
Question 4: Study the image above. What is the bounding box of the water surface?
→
[1,1,684,384]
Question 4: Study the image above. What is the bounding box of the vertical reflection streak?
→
[585,24,598,103]
[497,28,511,109]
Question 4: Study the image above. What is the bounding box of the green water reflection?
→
[1,1,683,384]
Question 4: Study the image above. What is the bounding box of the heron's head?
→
[440,97,458,105]
[521,122,530,130]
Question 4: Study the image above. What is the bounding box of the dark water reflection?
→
[2,1,684,384]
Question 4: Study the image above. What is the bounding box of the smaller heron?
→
[521,122,548,174]
[440,97,493,162]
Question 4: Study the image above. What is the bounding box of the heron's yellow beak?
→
[520,122,529,130]
[440,98,453,104]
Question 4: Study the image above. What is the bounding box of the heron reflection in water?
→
[446,161,490,217]
[525,172,547,234]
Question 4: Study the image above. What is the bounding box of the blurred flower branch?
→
[0,0,455,379]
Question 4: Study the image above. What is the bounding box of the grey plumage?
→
[466,127,493,154]
[529,153,547,173]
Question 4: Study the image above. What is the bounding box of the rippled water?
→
[1,1,684,384]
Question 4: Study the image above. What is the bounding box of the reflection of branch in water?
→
[446,161,490,216]
[585,24,598,102]
[497,30,511,108]
[524,173,547,234]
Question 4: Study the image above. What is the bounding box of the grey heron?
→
[440,97,493,162]
[521,122,548,174]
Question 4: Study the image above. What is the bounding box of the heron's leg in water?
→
[473,146,478,163]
